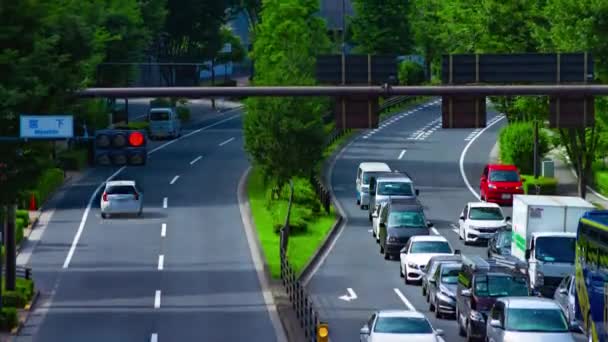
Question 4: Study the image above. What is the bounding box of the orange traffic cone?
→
[29,193,37,211]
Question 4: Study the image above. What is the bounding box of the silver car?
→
[554,274,576,324]
[360,310,444,342]
[422,255,462,300]
[100,180,143,218]
[486,297,581,342]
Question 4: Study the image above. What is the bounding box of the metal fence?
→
[280,245,321,342]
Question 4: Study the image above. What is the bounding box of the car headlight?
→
[488,184,497,189]
[388,236,399,243]
[469,310,485,321]
[407,262,418,269]
[515,185,523,190]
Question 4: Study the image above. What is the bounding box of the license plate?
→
[501,194,511,199]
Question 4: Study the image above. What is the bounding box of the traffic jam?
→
[355,162,603,342]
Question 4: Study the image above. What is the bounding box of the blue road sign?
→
[20,115,74,139]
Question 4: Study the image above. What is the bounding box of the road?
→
[307,98,511,341]
[16,108,281,342]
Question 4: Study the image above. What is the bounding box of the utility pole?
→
[341,0,346,56]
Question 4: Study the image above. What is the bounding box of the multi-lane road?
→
[306,98,513,341]
[16,107,283,341]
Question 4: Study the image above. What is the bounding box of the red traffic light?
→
[128,131,145,147]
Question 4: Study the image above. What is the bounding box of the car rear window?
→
[373,317,433,334]
[378,181,413,196]
[150,111,170,121]
[489,170,520,182]
[106,185,137,195]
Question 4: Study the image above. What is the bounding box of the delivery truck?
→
[510,195,595,297]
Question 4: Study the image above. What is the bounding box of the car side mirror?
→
[360,326,370,335]
[569,322,582,333]
[525,249,531,260]
[461,289,472,297]
[505,216,511,221]
[459,215,465,220]
[454,249,461,255]
[435,329,444,336]
[429,278,436,284]
[559,287,568,295]
[427,221,434,228]
[415,189,420,196]
[400,247,408,254]
[489,319,502,329]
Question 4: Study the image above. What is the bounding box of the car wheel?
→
[101,213,107,219]
[422,285,427,296]
[405,276,411,285]
[466,320,477,342]
[435,305,442,318]
[372,229,376,238]
[384,251,390,260]
[137,210,142,217]
[426,292,430,302]
[369,213,372,222]
[429,297,435,312]
[459,227,463,240]
[380,244,384,254]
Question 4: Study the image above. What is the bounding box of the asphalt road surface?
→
[307,98,585,342]
[16,109,280,342]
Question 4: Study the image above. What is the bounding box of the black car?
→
[455,255,532,341]
[378,201,432,260]
[487,228,512,259]
[422,255,463,299]
[428,262,462,319]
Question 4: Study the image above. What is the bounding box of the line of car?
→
[355,162,583,342]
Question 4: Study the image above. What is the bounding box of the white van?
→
[356,162,391,209]
[148,107,181,139]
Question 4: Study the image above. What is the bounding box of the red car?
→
[479,164,525,205]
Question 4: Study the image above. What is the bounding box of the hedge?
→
[398,61,425,85]
[15,210,29,227]
[2,278,34,309]
[15,218,25,245]
[23,168,64,209]
[176,106,191,122]
[0,307,18,331]
[594,170,608,196]
[521,174,558,195]
[499,122,550,175]
[58,148,88,170]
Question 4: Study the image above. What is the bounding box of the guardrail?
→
[2,266,33,280]
[280,245,320,342]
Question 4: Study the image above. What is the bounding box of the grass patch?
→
[521,174,558,195]
[247,169,336,279]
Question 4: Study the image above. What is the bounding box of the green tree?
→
[349,0,413,54]
[398,61,425,85]
[243,0,330,229]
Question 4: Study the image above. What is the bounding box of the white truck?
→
[510,195,595,297]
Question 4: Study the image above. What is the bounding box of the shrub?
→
[58,148,88,170]
[499,122,550,174]
[594,170,608,196]
[15,217,25,244]
[521,174,558,195]
[176,106,191,122]
[398,61,425,85]
[22,168,64,208]
[2,278,34,309]
[15,210,29,227]
[0,307,18,331]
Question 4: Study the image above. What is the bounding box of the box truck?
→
[511,195,595,297]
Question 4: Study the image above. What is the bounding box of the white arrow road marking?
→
[398,149,406,160]
[394,288,415,310]
[339,288,358,301]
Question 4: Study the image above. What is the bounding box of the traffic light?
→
[317,322,329,342]
[94,129,147,166]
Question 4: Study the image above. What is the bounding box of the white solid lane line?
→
[219,137,235,146]
[459,115,506,200]
[158,255,164,270]
[163,197,168,209]
[62,111,243,269]
[154,290,161,309]
[398,149,406,160]
[161,223,167,237]
[150,333,158,342]
[190,155,202,165]
[431,227,439,235]
[394,288,416,310]
[169,175,180,185]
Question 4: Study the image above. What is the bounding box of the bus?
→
[575,210,608,342]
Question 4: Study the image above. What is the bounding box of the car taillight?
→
[134,193,139,200]
[102,193,108,201]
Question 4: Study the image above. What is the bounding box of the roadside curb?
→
[237,167,289,342]
[11,290,40,338]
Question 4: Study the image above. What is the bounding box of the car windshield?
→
[469,207,504,220]
[388,211,425,228]
[377,181,413,196]
[489,170,520,182]
[535,236,575,263]
[441,266,461,284]
[106,185,137,195]
[150,111,170,121]
[474,275,528,297]
[410,241,452,254]
[505,308,568,332]
[373,317,433,334]
[362,172,384,185]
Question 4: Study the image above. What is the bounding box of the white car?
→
[100,180,143,218]
[401,235,458,284]
[356,162,391,210]
[360,310,444,342]
[458,202,510,245]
